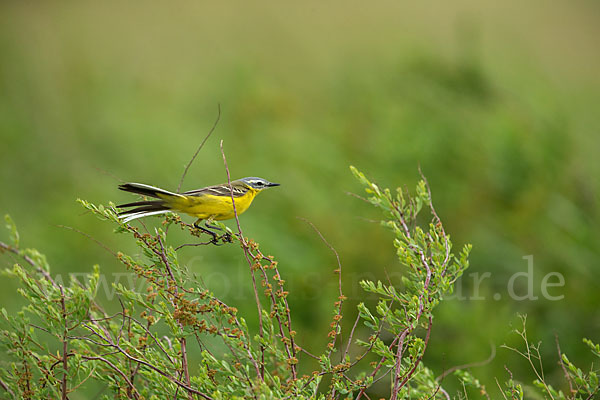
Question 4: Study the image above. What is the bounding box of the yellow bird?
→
[117,177,280,230]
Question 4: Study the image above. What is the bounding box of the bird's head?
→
[239,177,280,191]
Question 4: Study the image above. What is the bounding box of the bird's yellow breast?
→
[164,189,258,221]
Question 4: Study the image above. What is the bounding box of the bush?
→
[0,168,596,399]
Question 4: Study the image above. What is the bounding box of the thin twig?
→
[495,377,509,400]
[438,387,451,400]
[342,313,361,363]
[177,104,221,193]
[298,217,345,362]
[155,231,193,400]
[345,191,370,203]
[396,315,433,389]
[174,241,215,250]
[76,329,213,399]
[84,308,176,374]
[418,168,451,274]
[355,333,403,400]
[502,316,555,400]
[586,385,600,400]
[57,225,118,257]
[179,339,192,400]
[193,286,262,378]
[80,355,141,400]
[0,240,58,288]
[436,342,497,381]
[219,139,265,381]
[253,253,298,380]
[554,333,575,397]
[0,377,14,397]
[92,166,125,183]
[59,286,69,400]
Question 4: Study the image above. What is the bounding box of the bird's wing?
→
[183,182,249,198]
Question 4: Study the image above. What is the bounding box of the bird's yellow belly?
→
[165,193,255,221]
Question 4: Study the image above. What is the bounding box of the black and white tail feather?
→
[117,183,182,223]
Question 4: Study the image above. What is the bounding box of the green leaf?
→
[583,338,600,358]
[4,215,19,248]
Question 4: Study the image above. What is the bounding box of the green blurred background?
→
[1,1,599,397]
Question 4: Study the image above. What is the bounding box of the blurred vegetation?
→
[1,1,599,398]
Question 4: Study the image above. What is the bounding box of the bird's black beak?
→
[267,182,280,187]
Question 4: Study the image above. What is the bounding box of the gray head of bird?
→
[238,177,280,190]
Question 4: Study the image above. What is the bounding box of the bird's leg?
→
[193,218,219,244]
[204,221,222,231]
[205,220,233,243]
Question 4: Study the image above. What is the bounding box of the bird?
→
[117,177,280,236]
